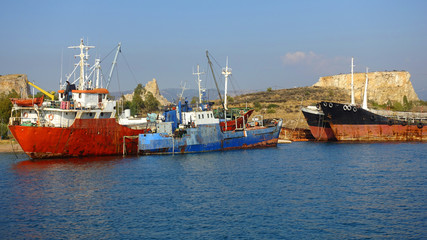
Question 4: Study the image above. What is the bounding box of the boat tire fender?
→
[401,121,407,126]
[370,115,375,121]
[323,102,328,107]
[353,107,357,112]
[417,122,423,129]
[388,119,394,126]
[329,103,333,108]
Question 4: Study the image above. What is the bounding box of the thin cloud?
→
[281,51,349,75]
[281,51,320,65]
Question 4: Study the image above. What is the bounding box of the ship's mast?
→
[351,57,355,105]
[362,67,369,110]
[222,57,232,110]
[68,39,95,90]
[193,64,205,104]
[95,58,101,88]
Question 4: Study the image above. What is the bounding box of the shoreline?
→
[0,140,23,153]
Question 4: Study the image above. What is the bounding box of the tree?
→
[130,84,145,116]
[191,96,198,104]
[267,87,272,92]
[0,90,19,139]
[0,90,19,124]
[144,92,160,112]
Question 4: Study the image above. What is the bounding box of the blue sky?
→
[1,0,427,99]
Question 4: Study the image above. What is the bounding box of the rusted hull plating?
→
[138,119,282,155]
[330,124,425,141]
[308,125,336,141]
[320,102,426,141]
[9,118,148,159]
[301,107,336,141]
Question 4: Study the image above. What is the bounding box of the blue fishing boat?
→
[138,101,282,155]
[138,51,282,155]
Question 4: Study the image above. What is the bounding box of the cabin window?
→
[60,93,63,98]
[101,113,104,117]
[79,93,82,98]
[202,114,204,119]
[89,113,93,117]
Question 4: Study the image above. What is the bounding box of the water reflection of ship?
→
[14,156,124,170]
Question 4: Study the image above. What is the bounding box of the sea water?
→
[0,142,426,239]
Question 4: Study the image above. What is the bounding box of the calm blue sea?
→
[0,142,426,239]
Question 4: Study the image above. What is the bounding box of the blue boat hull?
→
[138,120,282,155]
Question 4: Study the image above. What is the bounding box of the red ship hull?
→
[9,118,148,159]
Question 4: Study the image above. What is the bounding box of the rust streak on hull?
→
[331,124,425,141]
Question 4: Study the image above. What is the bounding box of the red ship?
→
[8,40,149,159]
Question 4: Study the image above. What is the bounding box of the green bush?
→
[253,101,262,111]
[267,108,276,114]
[267,104,279,109]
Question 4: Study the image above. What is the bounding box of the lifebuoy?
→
[77,102,82,108]
[98,102,103,108]
[48,114,54,121]
[417,122,423,129]
[240,110,244,115]
[23,112,28,118]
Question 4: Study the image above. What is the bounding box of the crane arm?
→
[26,81,55,100]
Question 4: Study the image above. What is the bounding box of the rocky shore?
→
[0,140,23,153]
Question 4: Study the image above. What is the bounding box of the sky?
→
[1,0,427,99]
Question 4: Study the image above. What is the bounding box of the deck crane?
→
[105,43,121,90]
[26,80,55,100]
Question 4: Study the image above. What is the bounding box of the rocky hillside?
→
[122,78,170,106]
[0,74,30,98]
[313,71,418,104]
[224,86,350,129]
